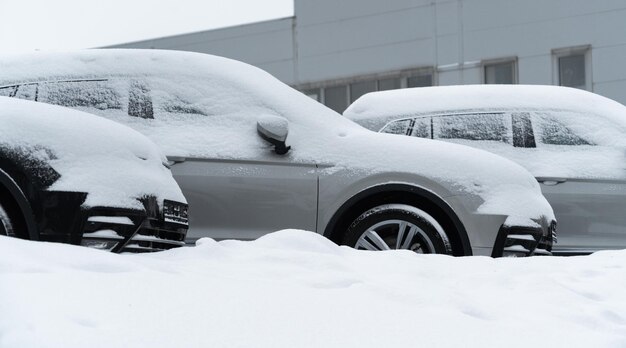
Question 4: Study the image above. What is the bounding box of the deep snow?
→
[1,230,625,348]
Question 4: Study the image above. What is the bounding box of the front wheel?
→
[345,204,453,254]
[0,202,15,237]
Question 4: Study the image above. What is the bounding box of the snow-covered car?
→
[344,85,626,255]
[0,50,555,257]
[0,97,188,252]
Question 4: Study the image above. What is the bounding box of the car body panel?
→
[539,178,626,253]
[170,157,318,242]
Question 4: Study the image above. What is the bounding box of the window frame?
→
[552,45,592,91]
[481,57,518,85]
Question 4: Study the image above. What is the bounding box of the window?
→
[381,119,413,135]
[559,54,586,89]
[159,95,206,116]
[128,80,154,119]
[0,84,37,100]
[302,88,321,102]
[533,114,590,146]
[484,60,517,84]
[39,80,123,110]
[433,113,510,142]
[324,85,348,113]
[0,86,16,97]
[350,80,377,103]
[381,117,432,139]
[408,117,431,138]
[407,73,433,88]
[511,113,536,148]
[378,78,401,91]
[553,46,591,90]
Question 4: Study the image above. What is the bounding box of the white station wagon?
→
[345,85,626,255]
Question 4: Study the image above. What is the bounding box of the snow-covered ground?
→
[1,230,625,348]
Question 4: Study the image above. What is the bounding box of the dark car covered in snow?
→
[0,97,188,252]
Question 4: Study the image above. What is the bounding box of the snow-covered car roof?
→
[344,85,626,146]
[0,97,185,209]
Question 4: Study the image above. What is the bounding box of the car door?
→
[169,157,318,242]
[142,78,319,242]
[529,112,626,254]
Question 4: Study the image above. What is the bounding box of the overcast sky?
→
[0,0,293,52]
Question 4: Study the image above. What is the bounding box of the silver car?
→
[0,50,556,257]
[345,84,626,255]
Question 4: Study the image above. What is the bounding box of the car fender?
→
[318,172,472,255]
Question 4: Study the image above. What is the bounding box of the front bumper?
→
[80,197,188,253]
[491,221,557,257]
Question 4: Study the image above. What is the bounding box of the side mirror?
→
[257,115,291,155]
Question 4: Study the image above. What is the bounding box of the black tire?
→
[0,202,15,237]
[344,204,453,254]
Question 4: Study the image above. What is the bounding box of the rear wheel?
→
[345,204,453,254]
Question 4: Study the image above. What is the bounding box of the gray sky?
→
[0,0,293,52]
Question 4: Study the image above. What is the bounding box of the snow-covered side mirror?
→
[257,115,291,155]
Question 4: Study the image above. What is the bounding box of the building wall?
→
[108,0,626,108]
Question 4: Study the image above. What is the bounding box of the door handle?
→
[536,177,567,186]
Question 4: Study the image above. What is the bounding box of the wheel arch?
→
[323,183,472,256]
[0,168,38,240]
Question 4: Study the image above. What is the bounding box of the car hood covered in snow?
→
[0,97,185,209]
[0,50,550,221]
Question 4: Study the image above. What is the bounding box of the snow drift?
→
[1,230,625,348]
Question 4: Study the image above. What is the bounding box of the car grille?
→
[80,198,188,253]
[492,221,556,257]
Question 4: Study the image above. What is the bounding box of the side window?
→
[149,79,208,118]
[433,113,511,143]
[381,119,413,135]
[0,84,37,100]
[0,86,17,97]
[408,117,431,138]
[38,80,123,111]
[381,117,432,138]
[511,112,536,148]
[533,113,591,146]
[158,95,206,116]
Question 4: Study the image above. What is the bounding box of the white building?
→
[109,0,626,113]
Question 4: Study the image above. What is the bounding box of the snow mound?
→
[0,97,185,209]
[1,231,625,348]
